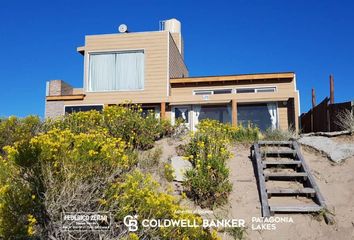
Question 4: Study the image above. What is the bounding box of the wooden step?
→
[263,160,302,168]
[270,205,323,214]
[258,141,293,146]
[267,188,316,198]
[264,172,308,181]
[262,149,297,156]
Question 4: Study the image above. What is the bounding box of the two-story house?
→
[45,19,300,131]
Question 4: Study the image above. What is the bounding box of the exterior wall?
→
[169,34,188,79]
[81,31,169,104]
[45,101,64,118]
[48,80,73,96]
[170,33,183,57]
[278,102,289,130]
[169,78,299,131]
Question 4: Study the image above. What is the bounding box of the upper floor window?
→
[88,51,144,92]
[193,89,232,95]
[236,87,276,94]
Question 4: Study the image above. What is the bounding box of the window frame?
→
[63,104,104,114]
[193,88,233,96]
[85,49,145,93]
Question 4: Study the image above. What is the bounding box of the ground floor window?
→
[64,105,103,114]
[141,105,160,119]
[174,106,190,123]
[198,105,231,124]
[237,103,277,131]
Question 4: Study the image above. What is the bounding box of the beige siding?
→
[170,33,183,57]
[82,31,169,103]
[169,34,188,79]
[278,103,288,130]
[169,79,299,131]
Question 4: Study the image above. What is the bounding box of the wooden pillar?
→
[330,74,334,104]
[312,88,316,108]
[160,102,166,119]
[232,99,237,127]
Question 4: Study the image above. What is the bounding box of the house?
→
[45,19,300,131]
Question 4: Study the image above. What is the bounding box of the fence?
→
[300,98,354,133]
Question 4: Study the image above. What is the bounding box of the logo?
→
[123,215,138,232]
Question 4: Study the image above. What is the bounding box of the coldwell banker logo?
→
[123,215,138,232]
[123,214,246,232]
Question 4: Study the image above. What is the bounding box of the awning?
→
[169,100,231,106]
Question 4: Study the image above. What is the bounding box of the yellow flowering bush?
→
[183,120,233,208]
[103,169,218,240]
[0,129,136,239]
[0,115,41,155]
[43,105,174,150]
[197,119,260,142]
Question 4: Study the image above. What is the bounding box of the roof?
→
[170,72,295,84]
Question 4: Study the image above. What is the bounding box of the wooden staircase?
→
[251,141,329,217]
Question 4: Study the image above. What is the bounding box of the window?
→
[237,103,277,131]
[256,87,276,93]
[193,89,232,95]
[236,87,276,94]
[65,105,103,114]
[198,105,231,124]
[88,51,144,92]
[236,88,255,93]
[194,90,213,95]
[175,107,189,123]
[213,89,232,94]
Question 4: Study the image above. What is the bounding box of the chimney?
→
[330,74,334,104]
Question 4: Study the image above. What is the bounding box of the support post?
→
[330,75,334,104]
[312,88,316,108]
[160,102,166,119]
[232,99,237,127]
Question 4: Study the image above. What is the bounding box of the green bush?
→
[0,129,135,239]
[262,128,297,141]
[183,120,233,208]
[103,169,218,240]
[0,116,41,155]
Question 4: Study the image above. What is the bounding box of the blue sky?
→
[0,0,353,118]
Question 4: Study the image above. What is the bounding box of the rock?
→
[299,136,354,163]
[171,156,192,182]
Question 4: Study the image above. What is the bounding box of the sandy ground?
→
[227,136,354,240]
[156,135,354,239]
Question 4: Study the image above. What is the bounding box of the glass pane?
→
[237,104,272,131]
[213,89,232,94]
[89,51,144,91]
[194,91,213,95]
[175,108,189,123]
[256,87,275,93]
[236,88,255,93]
[198,105,231,123]
[65,105,103,114]
[141,107,155,118]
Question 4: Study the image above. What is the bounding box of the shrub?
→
[0,116,41,155]
[103,169,218,240]
[163,163,175,182]
[43,110,103,134]
[0,129,136,239]
[196,120,260,143]
[43,105,176,150]
[262,128,297,141]
[183,120,233,208]
[335,109,354,132]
